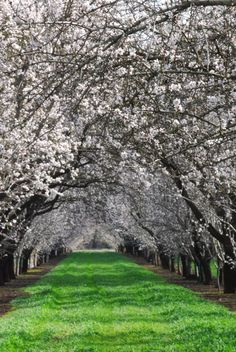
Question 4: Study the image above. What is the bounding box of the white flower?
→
[173,119,180,127]
[173,99,184,112]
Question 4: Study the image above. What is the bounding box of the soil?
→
[128,254,236,312]
[0,256,66,317]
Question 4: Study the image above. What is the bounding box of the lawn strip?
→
[0,255,66,317]
[0,252,236,352]
[128,254,236,312]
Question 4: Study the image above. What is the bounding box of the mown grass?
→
[0,252,236,352]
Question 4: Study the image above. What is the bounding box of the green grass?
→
[0,252,236,352]
[211,259,218,279]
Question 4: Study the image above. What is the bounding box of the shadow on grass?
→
[0,327,172,352]
[14,253,230,320]
[1,252,236,352]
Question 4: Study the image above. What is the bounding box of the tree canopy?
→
[0,0,236,292]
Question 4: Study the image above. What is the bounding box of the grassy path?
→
[0,256,64,317]
[0,252,236,352]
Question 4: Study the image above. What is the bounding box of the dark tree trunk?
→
[197,263,204,283]
[0,259,5,285]
[223,260,236,294]
[180,254,191,278]
[223,263,236,293]
[223,240,236,293]
[124,244,133,254]
[160,253,170,270]
[194,254,211,284]
[201,260,212,285]
[8,253,15,280]
[170,256,175,272]
[192,240,212,284]
[217,266,223,289]
[2,256,11,282]
[21,249,31,273]
[147,250,155,264]
[22,257,28,273]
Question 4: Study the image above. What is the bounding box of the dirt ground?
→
[128,254,236,312]
[0,256,66,317]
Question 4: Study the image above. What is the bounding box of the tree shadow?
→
[1,252,236,351]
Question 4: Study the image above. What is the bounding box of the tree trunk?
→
[180,254,191,278]
[223,262,236,293]
[177,256,181,275]
[160,253,170,270]
[170,256,175,272]
[8,253,15,280]
[0,259,5,285]
[223,240,236,293]
[201,260,212,285]
[34,252,38,267]
[2,256,11,282]
[216,262,223,290]
[14,255,19,276]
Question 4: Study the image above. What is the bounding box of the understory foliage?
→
[0,0,236,291]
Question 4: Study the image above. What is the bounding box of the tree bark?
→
[2,256,11,282]
[180,254,191,278]
[201,259,212,285]
[170,256,176,272]
[160,253,170,270]
[8,253,16,280]
[223,240,236,293]
[0,259,5,285]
